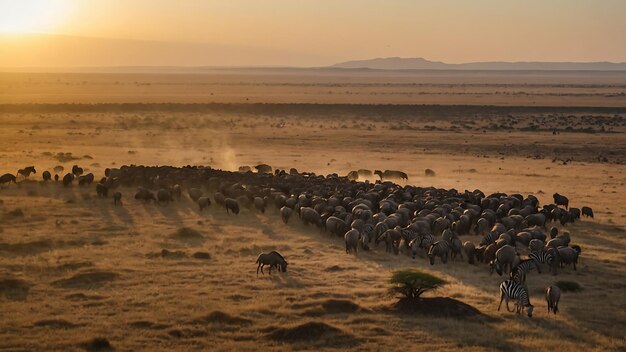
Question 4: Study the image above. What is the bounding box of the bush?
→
[554,280,583,292]
[389,269,447,300]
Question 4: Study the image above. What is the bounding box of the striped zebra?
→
[498,280,534,317]
[480,231,499,246]
[509,258,540,284]
[360,223,375,250]
[428,240,450,265]
[513,258,541,275]
[529,249,558,274]
[510,266,527,284]
[419,234,435,250]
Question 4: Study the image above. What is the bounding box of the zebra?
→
[510,266,527,284]
[428,240,450,265]
[360,223,375,250]
[509,258,540,284]
[529,249,558,274]
[513,258,541,275]
[419,234,435,250]
[498,280,534,317]
[480,231,499,246]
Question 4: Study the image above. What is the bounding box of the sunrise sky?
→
[1,0,625,67]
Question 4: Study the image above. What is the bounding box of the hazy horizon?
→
[1,0,626,67]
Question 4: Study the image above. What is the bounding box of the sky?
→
[1,0,625,67]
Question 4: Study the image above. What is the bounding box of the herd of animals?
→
[1,163,596,318]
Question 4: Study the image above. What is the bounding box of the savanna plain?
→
[0,70,625,351]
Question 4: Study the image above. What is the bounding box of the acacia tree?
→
[389,269,447,300]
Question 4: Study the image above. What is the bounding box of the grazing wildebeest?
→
[0,173,17,186]
[344,229,360,254]
[224,198,240,215]
[255,164,273,174]
[17,166,36,178]
[113,191,122,206]
[42,171,52,181]
[135,188,156,202]
[281,206,293,224]
[256,251,288,276]
[198,196,211,211]
[546,285,561,315]
[374,169,408,181]
[62,173,74,187]
[78,173,94,186]
[553,193,569,209]
[581,206,594,218]
[96,183,109,197]
[157,188,174,203]
[254,197,266,213]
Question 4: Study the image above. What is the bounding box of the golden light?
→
[0,0,71,33]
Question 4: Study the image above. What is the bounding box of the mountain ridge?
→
[331,57,626,71]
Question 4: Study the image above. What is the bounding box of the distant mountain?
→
[331,57,626,71]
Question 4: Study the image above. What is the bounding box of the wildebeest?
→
[281,206,293,224]
[72,165,84,177]
[300,207,322,228]
[62,173,74,187]
[157,188,174,203]
[0,173,17,186]
[546,285,561,315]
[96,183,109,197]
[113,191,122,206]
[490,245,518,275]
[424,169,436,177]
[344,229,360,254]
[17,166,36,178]
[255,164,273,174]
[224,198,240,215]
[135,188,156,202]
[198,196,211,211]
[53,165,64,173]
[256,251,287,276]
[374,169,408,181]
[553,193,569,209]
[581,206,594,218]
[78,173,94,186]
[42,171,52,181]
[254,197,266,213]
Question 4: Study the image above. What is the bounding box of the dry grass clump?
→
[169,227,205,245]
[265,321,358,346]
[0,278,30,300]
[80,337,114,352]
[51,271,118,289]
[555,280,583,292]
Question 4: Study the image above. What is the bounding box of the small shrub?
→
[555,280,583,292]
[389,269,447,300]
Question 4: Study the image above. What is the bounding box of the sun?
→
[0,0,71,33]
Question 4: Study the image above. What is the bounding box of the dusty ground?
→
[0,88,625,351]
[2,70,626,106]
